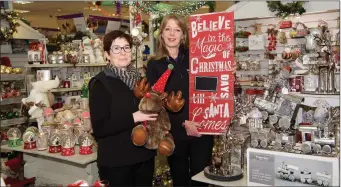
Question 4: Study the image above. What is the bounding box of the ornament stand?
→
[1,144,98,186]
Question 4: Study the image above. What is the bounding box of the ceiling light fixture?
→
[13,1,33,5]
[13,9,30,13]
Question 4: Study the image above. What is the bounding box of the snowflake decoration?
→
[209,92,218,103]
[226,42,233,51]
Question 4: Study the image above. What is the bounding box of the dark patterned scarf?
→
[103,63,141,90]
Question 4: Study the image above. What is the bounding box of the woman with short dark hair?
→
[89,30,157,186]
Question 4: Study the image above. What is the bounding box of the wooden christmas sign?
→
[189,11,235,135]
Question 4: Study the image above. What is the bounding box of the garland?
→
[0,9,20,43]
[123,1,208,16]
[267,1,306,19]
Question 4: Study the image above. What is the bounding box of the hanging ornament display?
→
[267,24,278,51]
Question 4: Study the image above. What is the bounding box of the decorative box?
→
[247,148,339,186]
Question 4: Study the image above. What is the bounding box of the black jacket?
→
[89,72,155,167]
[146,46,190,141]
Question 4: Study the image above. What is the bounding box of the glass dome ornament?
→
[61,132,76,156]
[23,129,37,149]
[73,117,84,145]
[37,131,48,151]
[48,131,62,153]
[79,132,94,155]
[7,127,21,147]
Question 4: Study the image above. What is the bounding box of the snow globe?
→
[61,132,76,156]
[79,132,94,155]
[7,128,21,147]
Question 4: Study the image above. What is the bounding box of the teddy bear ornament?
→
[132,64,185,156]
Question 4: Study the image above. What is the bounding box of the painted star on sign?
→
[209,92,218,103]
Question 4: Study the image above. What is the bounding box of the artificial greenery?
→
[122,1,212,17]
[0,9,20,44]
[267,1,306,19]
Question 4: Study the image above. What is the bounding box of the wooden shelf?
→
[1,144,97,165]
[0,96,23,105]
[1,117,28,127]
[236,70,268,76]
[0,74,25,81]
[50,87,81,93]
[25,63,107,68]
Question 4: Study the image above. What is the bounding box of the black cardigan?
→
[89,72,155,167]
[146,46,190,141]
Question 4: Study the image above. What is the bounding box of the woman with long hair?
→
[147,14,236,186]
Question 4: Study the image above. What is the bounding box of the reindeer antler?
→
[163,91,185,112]
[133,77,150,99]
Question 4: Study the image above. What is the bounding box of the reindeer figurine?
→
[131,64,185,156]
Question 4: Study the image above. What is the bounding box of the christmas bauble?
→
[131,125,148,146]
[13,111,20,118]
[4,67,12,74]
[6,112,13,119]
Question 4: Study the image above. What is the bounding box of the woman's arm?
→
[89,81,135,140]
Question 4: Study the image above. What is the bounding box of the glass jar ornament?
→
[7,127,21,147]
[82,53,90,63]
[81,111,92,132]
[43,107,54,124]
[67,51,79,65]
[48,131,62,153]
[48,52,57,64]
[73,118,83,145]
[305,28,322,52]
[61,132,76,156]
[57,51,64,64]
[37,131,48,151]
[23,129,37,149]
[303,65,319,92]
[79,132,94,155]
[79,98,89,110]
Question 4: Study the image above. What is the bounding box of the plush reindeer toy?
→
[132,64,185,156]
